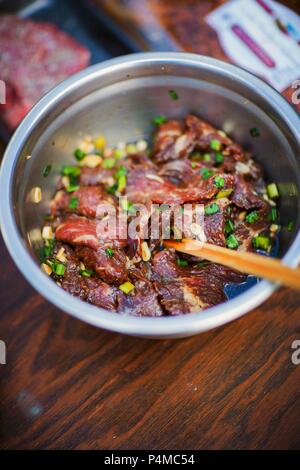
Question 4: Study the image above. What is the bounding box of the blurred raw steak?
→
[0,15,90,131]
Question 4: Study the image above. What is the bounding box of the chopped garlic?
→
[56,247,67,263]
[79,142,95,154]
[80,262,86,271]
[41,263,52,276]
[136,139,148,152]
[238,211,247,221]
[235,161,250,175]
[222,120,235,134]
[30,187,42,203]
[105,176,115,187]
[79,154,102,168]
[29,228,42,244]
[79,135,95,154]
[42,225,54,240]
[263,194,277,206]
[141,241,151,262]
[117,141,126,150]
[103,147,113,158]
[217,130,227,138]
[270,224,279,233]
[61,176,70,188]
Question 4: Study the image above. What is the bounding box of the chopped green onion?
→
[210,139,221,151]
[168,89,178,100]
[114,149,125,159]
[214,175,225,189]
[249,127,260,137]
[69,196,78,209]
[117,174,127,192]
[106,183,118,195]
[191,162,198,169]
[74,148,86,161]
[153,115,167,125]
[126,143,137,155]
[119,281,135,294]
[177,258,188,267]
[270,208,278,222]
[105,248,114,257]
[216,188,233,199]
[44,238,55,256]
[37,239,55,261]
[287,220,294,232]
[200,168,214,180]
[205,203,220,216]
[43,164,52,178]
[80,269,94,278]
[53,262,65,276]
[267,183,279,199]
[197,261,207,268]
[62,166,81,177]
[203,153,211,162]
[115,165,128,178]
[102,158,116,169]
[226,234,239,249]
[215,152,224,165]
[225,220,234,236]
[45,259,54,268]
[66,184,80,193]
[245,210,260,224]
[42,245,53,259]
[252,235,271,251]
[37,247,45,262]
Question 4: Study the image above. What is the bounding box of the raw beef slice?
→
[0,15,90,131]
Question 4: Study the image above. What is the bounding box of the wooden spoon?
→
[164,239,300,290]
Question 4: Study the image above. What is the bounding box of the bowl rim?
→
[1,52,300,337]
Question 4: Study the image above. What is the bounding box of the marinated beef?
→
[0,15,90,131]
[51,186,116,218]
[40,114,278,316]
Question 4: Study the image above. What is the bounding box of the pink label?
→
[206,0,300,91]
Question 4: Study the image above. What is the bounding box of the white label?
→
[206,0,300,91]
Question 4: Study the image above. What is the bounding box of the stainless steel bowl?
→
[1,52,300,338]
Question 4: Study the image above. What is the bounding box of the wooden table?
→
[0,137,300,450]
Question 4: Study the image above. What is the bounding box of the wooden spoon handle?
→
[164,239,300,291]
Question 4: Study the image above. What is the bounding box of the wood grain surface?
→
[1,0,300,441]
[0,192,300,449]
[1,0,300,451]
[95,0,300,112]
